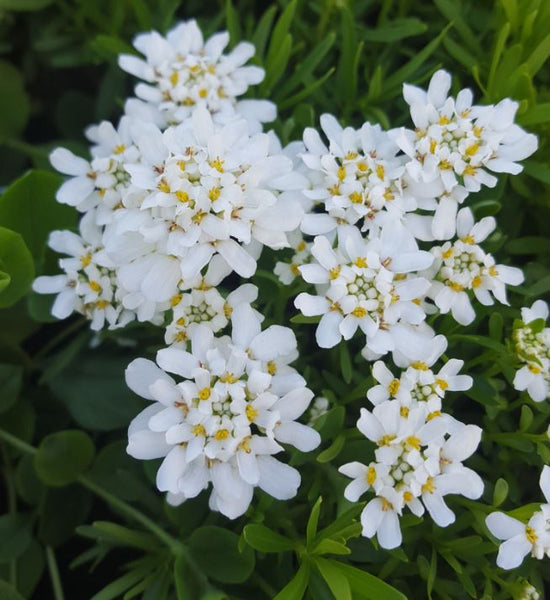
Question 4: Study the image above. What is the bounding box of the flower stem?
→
[46,546,65,600]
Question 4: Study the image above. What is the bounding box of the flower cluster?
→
[486,466,550,569]
[513,301,550,402]
[126,304,320,519]
[340,333,483,548]
[35,14,547,564]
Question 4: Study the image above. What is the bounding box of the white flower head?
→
[513,300,550,402]
[425,208,524,325]
[339,402,482,549]
[125,304,320,519]
[116,108,303,290]
[295,224,433,355]
[300,115,417,237]
[394,69,538,239]
[118,20,274,130]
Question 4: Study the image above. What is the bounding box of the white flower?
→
[117,107,303,283]
[118,19,274,130]
[295,224,433,354]
[425,208,524,325]
[513,300,550,402]
[300,115,417,236]
[393,69,537,239]
[125,305,319,519]
[49,116,145,219]
[274,230,313,285]
[486,466,550,569]
[32,211,137,330]
[339,401,483,549]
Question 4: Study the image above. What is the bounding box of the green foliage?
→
[0,0,549,598]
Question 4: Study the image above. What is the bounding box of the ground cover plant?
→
[1,0,550,599]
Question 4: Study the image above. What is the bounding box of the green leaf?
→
[251,5,278,60]
[339,342,352,384]
[225,0,241,46]
[188,526,255,584]
[47,350,143,431]
[382,24,451,97]
[83,521,160,552]
[506,235,550,255]
[314,557,351,600]
[523,160,550,185]
[519,102,550,125]
[362,18,427,42]
[0,227,34,308]
[243,524,296,553]
[312,538,351,556]
[0,580,26,600]
[525,33,550,76]
[174,555,204,600]
[316,433,345,463]
[307,497,323,548]
[274,561,310,600]
[0,60,30,139]
[492,478,509,507]
[488,312,503,341]
[90,35,136,61]
[34,429,95,486]
[333,562,407,600]
[0,170,74,265]
[0,363,22,413]
[91,569,149,600]
[0,514,32,563]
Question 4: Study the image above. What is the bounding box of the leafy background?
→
[1,0,550,598]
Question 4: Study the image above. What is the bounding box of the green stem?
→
[1,138,49,159]
[0,429,189,559]
[45,546,65,600]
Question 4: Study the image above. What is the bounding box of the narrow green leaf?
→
[91,569,148,600]
[339,342,352,384]
[314,557,352,600]
[264,0,297,71]
[306,497,323,548]
[312,538,351,556]
[263,34,292,95]
[361,18,427,42]
[279,67,335,110]
[333,562,407,600]
[243,524,296,553]
[0,0,52,9]
[274,561,310,600]
[525,33,550,76]
[225,0,241,46]
[251,5,278,60]
[316,433,345,463]
[488,23,511,95]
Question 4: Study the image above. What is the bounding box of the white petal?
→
[257,455,300,500]
[156,347,200,378]
[127,430,170,459]
[496,536,531,570]
[486,512,525,540]
[275,422,321,451]
[126,358,173,400]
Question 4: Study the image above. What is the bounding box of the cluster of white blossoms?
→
[34,15,550,561]
[126,305,320,519]
[340,334,483,549]
[486,467,550,570]
[512,301,550,402]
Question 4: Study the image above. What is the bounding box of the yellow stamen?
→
[157,179,171,193]
[375,164,385,180]
[422,477,436,494]
[528,364,542,374]
[526,526,538,544]
[113,144,126,155]
[427,410,441,421]
[328,266,341,280]
[209,158,225,173]
[435,378,449,390]
[245,404,258,422]
[403,491,413,503]
[198,387,211,401]
[367,466,376,485]
[337,166,346,181]
[215,429,229,440]
[170,294,182,307]
[378,434,396,446]
[447,281,464,292]
[80,253,92,268]
[388,379,400,396]
[461,234,475,244]
[442,247,454,259]
[410,361,429,371]
[488,266,498,277]
[176,191,189,203]
[406,436,421,450]
[267,361,277,376]
[208,187,221,201]
[400,406,409,418]
[465,143,479,157]
[438,115,451,126]
[354,257,367,268]
[89,281,102,293]
[351,306,367,318]
[192,424,205,436]
[349,191,363,204]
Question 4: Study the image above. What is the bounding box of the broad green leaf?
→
[0,170,74,265]
[0,363,22,413]
[520,102,550,125]
[243,524,296,552]
[361,18,427,42]
[306,497,323,547]
[0,60,30,139]
[47,350,143,431]
[34,429,95,486]
[314,557,351,600]
[188,526,255,584]
[0,580,25,600]
[333,562,407,600]
[0,227,34,308]
[274,561,310,600]
[506,235,550,255]
[0,514,32,563]
[523,160,550,185]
